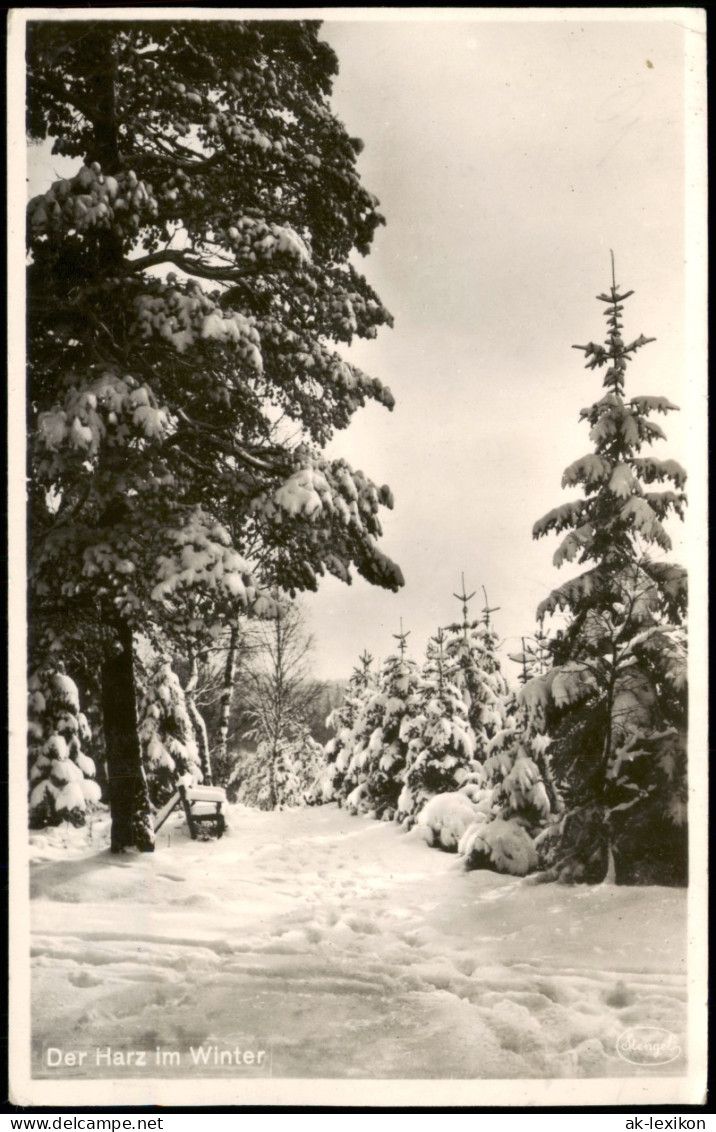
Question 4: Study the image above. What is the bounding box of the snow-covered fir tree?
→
[482,700,555,828]
[337,625,420,819]
[28,667,102,828]
[480,624,559,833]
[321,650,375,802]
[137,660,203,807]
[416,582,549,874]
[396,629,481,828]
[443,581,510,762]
[525,259,688,884]
[508,627,553,686]
[453,669,553,878]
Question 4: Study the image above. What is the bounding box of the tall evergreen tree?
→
[526,259,687,883]
[26,21,402,850]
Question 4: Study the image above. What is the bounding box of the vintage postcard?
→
[8,6,708,1109]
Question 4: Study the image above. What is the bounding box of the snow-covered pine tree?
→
[508,627,552,686]
[27,20,402,852]
[526,258,687,884]
[137,659,203,807]
[453,611,554,877]
[292,727,326,805]
[322,650,375,802]
[443,581,510,762]
[480,625,559,833]
[28,667,102,828]
[397,629,480,828]
[481,700,554,830]
[337,625,420,819]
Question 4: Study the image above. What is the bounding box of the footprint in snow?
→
[399,931,428,948]
[344,917,380,935]
[68,970,103,988]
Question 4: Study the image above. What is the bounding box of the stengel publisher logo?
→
[616,1026,681,1066]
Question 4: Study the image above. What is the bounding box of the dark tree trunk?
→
[87,30,120,172]
[84,40,150,851]
[101,618,154,853]
[267,735,278,812]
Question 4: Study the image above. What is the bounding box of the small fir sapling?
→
[28,667,102,827]
[483,624,558,833]
[443,581,510,763]
[338,623,420,819]
[509,627,553,686]
[396,627,481,828]
[137,660,203,807]
[422,584,547,875]
[321,650,376,802]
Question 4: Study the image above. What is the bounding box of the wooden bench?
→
[154,781,227,840]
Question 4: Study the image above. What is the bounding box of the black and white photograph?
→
[8,6,708,1109]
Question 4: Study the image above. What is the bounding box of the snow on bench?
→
[154,778,227,841]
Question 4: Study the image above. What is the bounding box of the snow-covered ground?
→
[29,803,687,1083]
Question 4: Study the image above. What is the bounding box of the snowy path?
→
[30,805,687,1080]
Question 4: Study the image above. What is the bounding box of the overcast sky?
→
[301,10,702,680]
[18,10,704,684]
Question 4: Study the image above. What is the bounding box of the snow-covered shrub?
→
[138,661,202,806]
[239,738,299,810]
[415,789,485,851]
[458,816,538,877]
[344,782,370,816]
[28,668,102,828]
[234,723,326,811]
